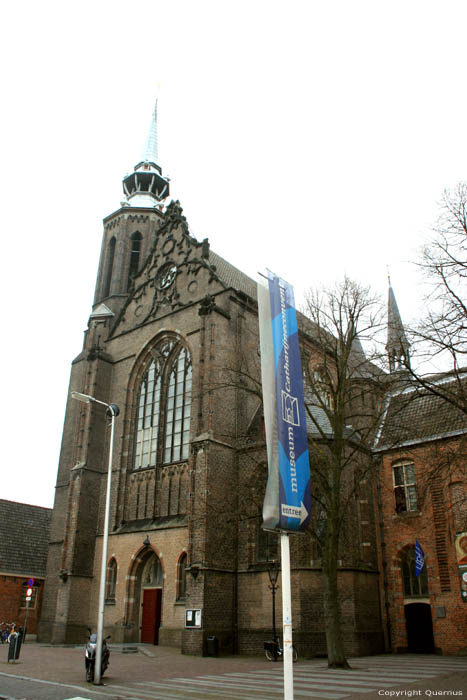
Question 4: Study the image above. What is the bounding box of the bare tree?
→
[409,182,467,413]
[301,277,388,668]
[199,280,393,666]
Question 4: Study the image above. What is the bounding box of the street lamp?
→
[71,391,119,685]
[268,559,280,661]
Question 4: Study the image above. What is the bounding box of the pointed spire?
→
[121,101,169,208]
[386,279,410,372]
[142,101,159,166]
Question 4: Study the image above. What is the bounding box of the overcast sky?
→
[2,0,467,508]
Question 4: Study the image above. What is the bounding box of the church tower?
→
[386,279,411,372]
[93,103,170,314]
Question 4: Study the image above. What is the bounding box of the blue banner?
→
[415,539,425,577]
[258,271,311,533]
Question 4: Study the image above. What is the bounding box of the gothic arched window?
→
[103,236,116,297]
[105,558,117,603]
[127,232,142,290]
[177,552,188,600]
[134,339,192,470]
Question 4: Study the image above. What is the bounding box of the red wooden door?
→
[141,588,162,644]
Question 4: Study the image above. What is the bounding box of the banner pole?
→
[281,532,294,700]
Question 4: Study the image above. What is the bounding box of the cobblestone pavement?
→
[0,644,465,700]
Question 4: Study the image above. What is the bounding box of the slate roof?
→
[306,403,333,438]
[0,500,51,577]
[375,380,467,451]
[208,249,257,299]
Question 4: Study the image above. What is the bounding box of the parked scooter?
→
[85,632,110,682]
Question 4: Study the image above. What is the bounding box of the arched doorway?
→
[125,548,164,645]
[140,554,163,644]
[404,603,434,653]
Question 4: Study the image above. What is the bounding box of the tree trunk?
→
[322,516,350,668]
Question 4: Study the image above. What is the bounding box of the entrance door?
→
[404,603,435,653]
[141,588,162,644]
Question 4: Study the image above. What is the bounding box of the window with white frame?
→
[393,461,418,513]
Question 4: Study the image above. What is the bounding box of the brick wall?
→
[0,575,45,636]
[378,444,467,655]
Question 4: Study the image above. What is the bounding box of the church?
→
[38,107,466,657]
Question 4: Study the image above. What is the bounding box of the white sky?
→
[1,0,467,508]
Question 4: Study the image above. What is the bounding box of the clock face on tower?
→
[155,262,177,290]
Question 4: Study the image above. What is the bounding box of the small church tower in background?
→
[386,278,411,372]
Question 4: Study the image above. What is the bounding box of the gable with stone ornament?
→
[110,201,227,337]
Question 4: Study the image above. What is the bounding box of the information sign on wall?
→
[185,609,202,628]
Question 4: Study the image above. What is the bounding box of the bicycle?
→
[1,623,14,644]
[264,637,298,662]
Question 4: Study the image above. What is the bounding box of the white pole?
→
[94,405,117,685]
[281,532,294,700]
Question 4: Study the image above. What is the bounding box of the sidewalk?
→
[1,643,466,700]
[0,642,282,688]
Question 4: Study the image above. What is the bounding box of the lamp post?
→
[71,391,119,685]
[268,559,280,661]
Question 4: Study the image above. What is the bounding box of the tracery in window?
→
[134,339,192,469]
[164,348,192,463]
[393,461,418,513]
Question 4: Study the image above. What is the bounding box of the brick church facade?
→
[38,107,466,656]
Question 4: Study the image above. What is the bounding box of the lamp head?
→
[71,391,94,404]
[268,560,280,586]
